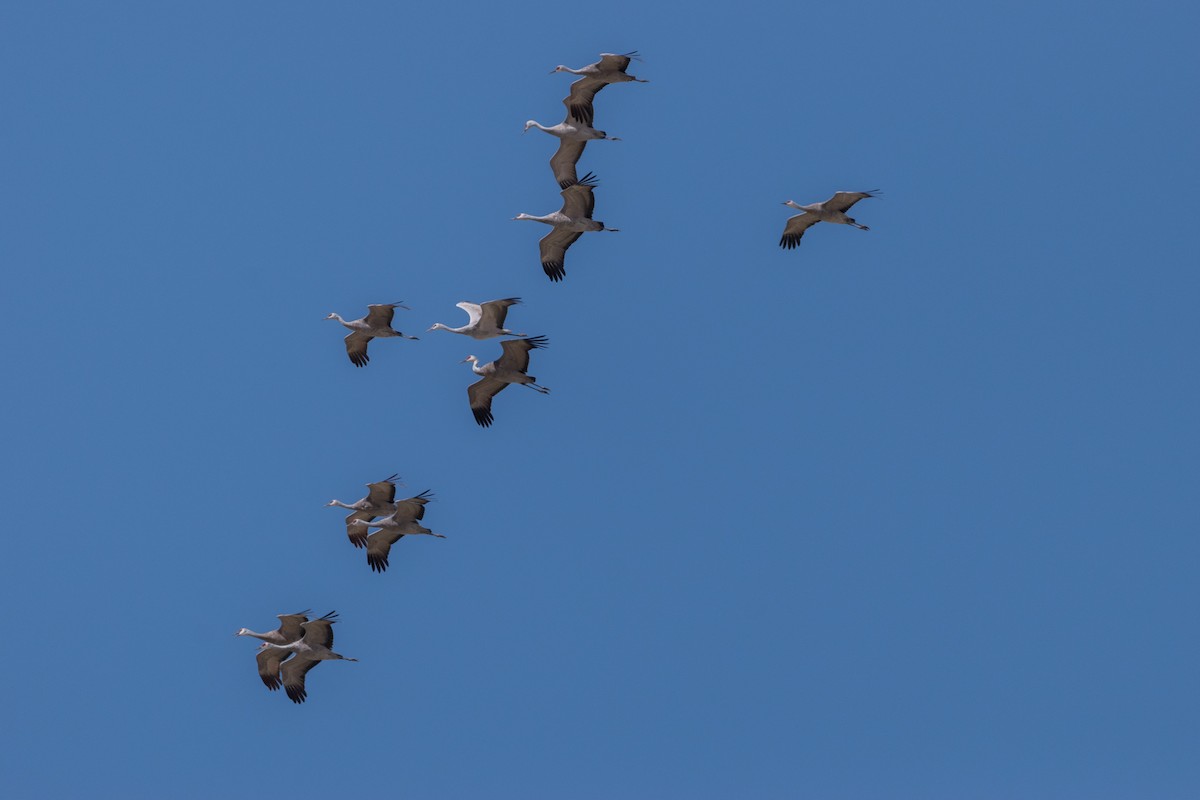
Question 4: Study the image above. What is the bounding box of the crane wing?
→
[497,335,547,372]
[345,513,375,548]
[597,52,636,72]
[281,656,320,704]
[479,298,519,330]
[365,476,399,506]
[456,302,484,326]
[274,611,310,642]
[256,647,293,691]
[538,229,583,282]
[559,173,597,219]
[780,214,820,250]
[364,303,397,328]
[344,331,373,367]
[468,377,508,427]
[550,138,587,189]
[562,77,606,127]
[824,191,877,213]
[366,529,405,573]
[390,490,433,523]
[301,613,338,649]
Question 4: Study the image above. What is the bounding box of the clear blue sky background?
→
[2,1,1198,797]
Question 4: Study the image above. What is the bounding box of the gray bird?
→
[325,302,418,366]
[779,191,879,249]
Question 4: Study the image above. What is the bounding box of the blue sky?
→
[3,1,1198,797]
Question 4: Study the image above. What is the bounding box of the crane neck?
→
[238,630,271,641]
[514,213,554,224]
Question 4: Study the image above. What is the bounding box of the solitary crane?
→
[344,490,440,573]
[524,116,620,189]
[513,173,618,282]
[256,611,357,704]
[461,336,550,427]
[427,298,525,340]
[325,302,418,367]
[235,610,311,691]
[779,191,879,249]
[325,474,403,548]
[552,51,648,126]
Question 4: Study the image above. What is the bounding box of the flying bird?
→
[524,116,620,189]
[461,336,550,427]
[346,491,443,574]
[326,474,403,548]
[256,611,357,704]
[779,191,879,249]
[235,610,312,691]
[513,173,618,282]
[325,302,418,367]
[552,51,648,127]
[427,298,526,340]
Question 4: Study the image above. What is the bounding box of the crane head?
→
[234,628,250,637]
[461,355,477,364]
[523,120,537,133]
[550,65,567,74]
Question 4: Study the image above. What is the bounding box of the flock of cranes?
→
[518,51,645,282]
[325,298,549,427]
[238,50,879,703]
[237,611,357,703]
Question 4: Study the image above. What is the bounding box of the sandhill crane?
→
[326,474,403,548]
[345,490,441,573]
[552,51,648,127]
[513,173,618,282]
[779,191,879,249]
[427,298,526,340]
[523,117,620,189]
[461,336,550,427]
[236,610,311,691]
[256,611,357,704]
[325,302,418,367]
